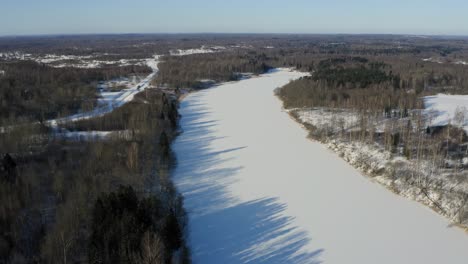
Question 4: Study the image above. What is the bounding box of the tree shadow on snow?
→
[172,91,323,264]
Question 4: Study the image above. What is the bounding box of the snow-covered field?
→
[424,94,468,132]
[173,69,468,264]
[0,51,150,68]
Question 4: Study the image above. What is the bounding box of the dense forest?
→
[0,59,189,263]
[154,51,272,88]
[278,57,421,111]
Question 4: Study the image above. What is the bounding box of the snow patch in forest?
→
[169,46,226,56]
[0,51,155,69]
[422,57,468,66]
[0,51,32,60]
[423,57,444,64]
[97,76,143,106]
[231,44,254,49]
[295,107,415,134]
[296,108,360,132]
[54,131,112,141]
[52,130,135,141]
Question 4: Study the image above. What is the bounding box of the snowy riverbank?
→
[172,69,468,263]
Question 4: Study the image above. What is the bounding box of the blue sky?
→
[1,0,467,36]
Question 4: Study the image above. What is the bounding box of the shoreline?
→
[178,70,468,234]
[281,106,468,234]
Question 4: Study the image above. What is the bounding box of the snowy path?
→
[47,56,160,126]
[172,69,468,264]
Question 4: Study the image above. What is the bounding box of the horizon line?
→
[1,32,468,39]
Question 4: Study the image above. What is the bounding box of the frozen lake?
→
[172,69,468,264]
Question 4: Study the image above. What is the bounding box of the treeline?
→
[312,57,394,88]
[65,92,179,132]
[278,57,420,111]
[155,51,272,88]
[384,56,468,93]
[0,61,151,125]
[277,53,468,111]
[279,78,420,111]
[153,46,468,96]
[0,88,190,263]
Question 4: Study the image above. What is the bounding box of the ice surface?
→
[173,69,468,264]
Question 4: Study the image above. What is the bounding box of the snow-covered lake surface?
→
[172,69,468,264]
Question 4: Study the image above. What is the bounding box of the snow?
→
[424,94,468,132]
[0,55,159,132]
[296,108,360,133]
[422,57,444,64]
[169,46,225,56]
[325,138,468,217]
[47,55,160,126]
[0,51,148,68]
[173,69,468,264]
[52,129,133,141]
[231,44,254,49]
[0,51,31,60]
[295,107,416,134]
[53,131,112,141]
[97,76,143,106]
[454,60,468,66]
[422,58,468,66]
